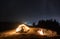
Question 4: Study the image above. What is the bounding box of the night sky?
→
[1,0,60,24]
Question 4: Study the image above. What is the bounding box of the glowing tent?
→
[16,24,30,33]
[37,28,57,37]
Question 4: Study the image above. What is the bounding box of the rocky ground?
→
[0,29,60,39]
[0,33,60,39]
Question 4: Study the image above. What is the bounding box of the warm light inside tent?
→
[16,24,30,33]
[37,29,44,35]
[37,29,57,37]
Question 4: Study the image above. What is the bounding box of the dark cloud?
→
[0,0,60,23]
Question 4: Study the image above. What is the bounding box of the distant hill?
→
[0,22,22,32]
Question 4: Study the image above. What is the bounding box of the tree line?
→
[32,19,60,34]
